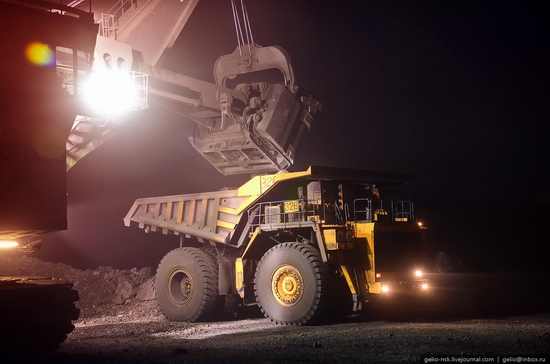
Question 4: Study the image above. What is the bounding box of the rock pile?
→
[0,255,158,320]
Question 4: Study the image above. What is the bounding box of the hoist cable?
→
[231,0,254,56]
[240,0,253,54]
[231,0,244,56]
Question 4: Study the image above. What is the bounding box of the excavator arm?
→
[135,43,321,175]
[65,0,321,176]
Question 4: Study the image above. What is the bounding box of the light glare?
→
[415,270,423,277]
[381,285,389,293]
[84,70,136,115]
[0,241,19,248]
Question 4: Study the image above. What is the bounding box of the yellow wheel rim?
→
[271,264,303,306]
[168,268,193,306]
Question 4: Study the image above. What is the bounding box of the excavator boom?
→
[67,0,321,175]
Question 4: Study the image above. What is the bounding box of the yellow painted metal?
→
[241,227,260,258]
[323,229,337,250]
[370,281,382,294]
[176,201,184,223]
[340,265,357,295]
[235,258,244,298]
[234,227,261,297]
[217,220,236,230]
[235,168,312,214]
[283,200,300,213]
[218,205,237,215]
[353,222,376,291]
[271,264,304,306]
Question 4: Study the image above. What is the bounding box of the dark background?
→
[34,0,549,272]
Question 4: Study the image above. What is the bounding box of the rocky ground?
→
[1,255,549,363]
[0,255,158,320]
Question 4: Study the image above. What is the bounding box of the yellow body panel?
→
[370,281,382,294]
[340,265,357,295]
[235,258,244,297]
[352,222,377,295]
[236,169,312,213]
[324,229,337,250]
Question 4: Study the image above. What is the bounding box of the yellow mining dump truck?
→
[124,165,428,325]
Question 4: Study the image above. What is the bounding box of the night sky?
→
[35,1,549,272]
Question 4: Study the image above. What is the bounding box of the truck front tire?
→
[254,242,330,325]
[156,247,219,322]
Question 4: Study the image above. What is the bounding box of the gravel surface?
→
[1,255,549,363]
[54,314,550,363]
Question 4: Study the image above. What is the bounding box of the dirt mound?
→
[0,255,161,321]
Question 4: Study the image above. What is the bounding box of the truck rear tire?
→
[254,242,329,325]
[156,247,219,322]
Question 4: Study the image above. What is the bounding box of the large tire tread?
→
[254,242,330,326]
[156,247,219,322]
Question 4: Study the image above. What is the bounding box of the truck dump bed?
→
[123,168,311,246]
[123,166,413,246]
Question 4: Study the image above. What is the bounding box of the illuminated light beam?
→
[83,70,147,115]
[0,241,18,248]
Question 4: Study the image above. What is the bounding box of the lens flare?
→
[25,42,55,67]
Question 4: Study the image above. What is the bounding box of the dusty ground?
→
[55,314,550,363]
[1,255,550,363]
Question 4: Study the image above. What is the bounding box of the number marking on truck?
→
[260,175,276,193]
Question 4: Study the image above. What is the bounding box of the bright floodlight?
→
[84,69,138,115]
[381,285,389,293]
[0,241,18,248]
[415,270,423,277]
[422,283,428,290]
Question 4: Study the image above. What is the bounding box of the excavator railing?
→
[100,13,115,38]
[100,0,153,38]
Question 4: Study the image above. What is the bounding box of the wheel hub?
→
[271,264,303,306]
[168,268,193,306]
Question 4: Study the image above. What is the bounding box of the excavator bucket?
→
[189,44,321,176]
